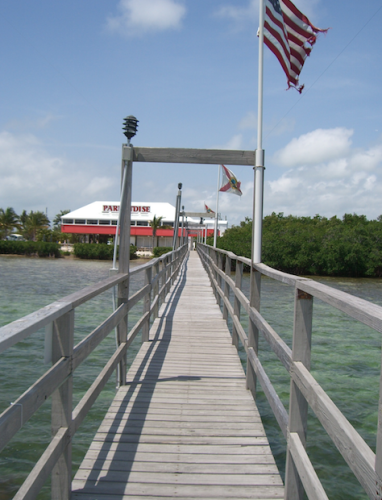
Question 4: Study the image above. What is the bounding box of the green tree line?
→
[211,213,382,277]
[0,207,70,242]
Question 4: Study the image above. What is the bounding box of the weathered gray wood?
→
[72,342,127,433]
[153,261,160,319]
[13,427,70,500]
[232,260,243,347]
[223,254,231,322]
[142,267,152,342]
[72,302,129,370]
[298,278,382,334]
[51,311,74,500]
[292,361,376,499]
[0,357,71,452]
[131,146,256,166]
[285,288,313,500]
[248,303,292,372]
[376,361,382,482]
[72,251,283,500]
[288,432,329,500]
[247,267,261,396]
[247,347,288,438]
[0,301,72,353]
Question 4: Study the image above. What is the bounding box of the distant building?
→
[61,201,227,249]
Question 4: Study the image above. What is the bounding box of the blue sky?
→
[1,0,382,226]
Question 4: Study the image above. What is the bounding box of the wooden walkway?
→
[72,251,284,499]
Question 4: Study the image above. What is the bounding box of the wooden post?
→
[232,260,243,347]
[285,287,313,500]
[375,354,382,491]
[246,267,261,396]
[223,255,231,322]
[117,144,133,386]
[211,248,218,301]
[217,252,224,308]
[153,261,160,319]
[142,266,152,342]
[51,310,74,500]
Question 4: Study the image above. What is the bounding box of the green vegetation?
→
[212,213,382,277]
[0,240,60,258]
[149,215,164,248]
[73,243,137,260]
[152,246,172,258]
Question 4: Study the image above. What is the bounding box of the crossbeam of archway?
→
[123,146,255,166]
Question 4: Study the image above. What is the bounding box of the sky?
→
[1,0,382,227]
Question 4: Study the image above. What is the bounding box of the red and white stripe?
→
[264,0,328,92]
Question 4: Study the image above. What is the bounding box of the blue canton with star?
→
[268,0,282,15]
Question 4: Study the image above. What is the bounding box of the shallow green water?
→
[1,256,382,499]
[234,274,382,500]
[0,256,146,500]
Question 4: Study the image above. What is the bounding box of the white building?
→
[61,201,227,249]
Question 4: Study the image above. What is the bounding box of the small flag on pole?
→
[204,203,215,214]
[264,0,328,92]
[219,165,242,196]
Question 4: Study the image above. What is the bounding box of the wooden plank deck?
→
[72,251,284,499]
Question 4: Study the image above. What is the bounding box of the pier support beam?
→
[284,288,313,500]
[117,144,133,386]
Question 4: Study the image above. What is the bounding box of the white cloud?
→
[213,134,243,150]
[273,128,353,167]
[216,0,321,30]
[264,128,382,218]
[216,0,258,25]
[0,131,118,220]
[106,0,186,36]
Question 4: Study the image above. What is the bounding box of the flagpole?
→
[253,0,265,264]
[213,165,220,248]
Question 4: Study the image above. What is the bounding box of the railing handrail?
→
[0,244,189,500]
[197,243,382,500]
[0,248,181,354]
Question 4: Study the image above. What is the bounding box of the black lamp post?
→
[122,115,139,145]
[172,183,182,250]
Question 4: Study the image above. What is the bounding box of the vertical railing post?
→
[232,260,243,348]
[375,362,382,496]
[166,254,171,295]
[153,260,160,319]
[142,266,152,342]
[117,144,133,387]
[284,287,313,500]
[223,254,231,323]
[51,310,74,500]
[217,251,224,308]
[159,257,165,306]
[211,248,218,300]
[246,266,261,396]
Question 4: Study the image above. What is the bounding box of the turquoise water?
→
[0,256,146,500]
[1,256,382,499]
[234,274,382,500]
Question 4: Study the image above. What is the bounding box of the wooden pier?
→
[72,251,284,499]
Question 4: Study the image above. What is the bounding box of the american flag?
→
[264,0,328,92]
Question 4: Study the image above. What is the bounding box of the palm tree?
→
[149,215,164,249]
[0,207,20,239]
[53,209,71,230]
[22,211,50,241]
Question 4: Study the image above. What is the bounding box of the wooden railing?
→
[0,244,188,500]
[197,243,382,500]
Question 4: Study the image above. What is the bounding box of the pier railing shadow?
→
[76,256,190,498]
[197,242,382,500]
[0,243,188,500]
